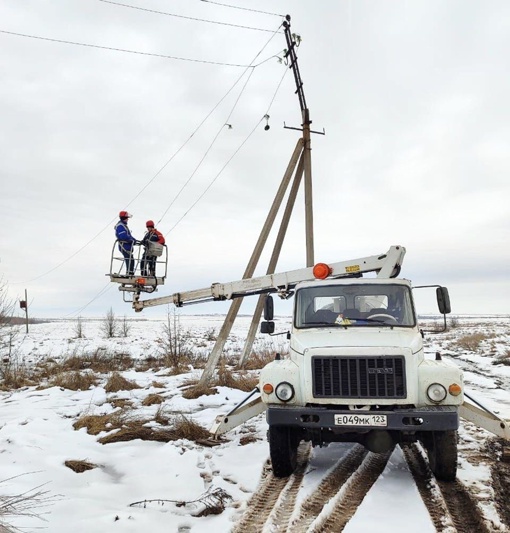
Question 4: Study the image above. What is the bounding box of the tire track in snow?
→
[231,442,311,533]
[402,442,492,533]
[288,444,367,533]
[308,448,393,532]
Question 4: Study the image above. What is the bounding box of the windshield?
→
[295,283,415,328]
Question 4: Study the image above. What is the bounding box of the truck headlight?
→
[275,382,294,402]
[427,383,447,403]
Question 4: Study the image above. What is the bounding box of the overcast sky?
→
[1,0,509,319]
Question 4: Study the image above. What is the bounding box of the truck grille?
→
[312,356,406,399]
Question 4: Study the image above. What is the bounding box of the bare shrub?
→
[120,316,131,338]
[204,328,217,341]
[0,474,56,531]
[104,372,141,393]
[156,309,193,371]
[0,280,16,361]
[74,316,85,339]
[64,460,98,473]
[101,307,117,339]
[457,333,489,352]
[448,316,460,329]
[51,371,98,391]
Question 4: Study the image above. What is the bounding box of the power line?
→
[0,29,252,67]
[199,0,285,18]
[99,0,279,33]
[154,23,283,227]
[10,23,282,285]
[156,68,256,228]
[168,67,290,233]
[167,115,264,232]
[64,282,113,318]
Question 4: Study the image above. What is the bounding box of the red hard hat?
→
[119,210,132,219]
[146,220,155,228]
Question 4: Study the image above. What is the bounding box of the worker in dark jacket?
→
[114,211,139,275]
[141,220,165,276]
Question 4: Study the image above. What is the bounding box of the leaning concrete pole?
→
[199,139,304,385]
[238,152,305,367]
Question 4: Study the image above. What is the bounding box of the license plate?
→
[334,414,387,427]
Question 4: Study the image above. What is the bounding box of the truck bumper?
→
[267,405,459,432]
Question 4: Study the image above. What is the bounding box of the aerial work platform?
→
[108,240,168,298]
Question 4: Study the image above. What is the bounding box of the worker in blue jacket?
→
[114,211,139,275]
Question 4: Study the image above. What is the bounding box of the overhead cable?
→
[199,0,285,17]
[156,68,256,227]
[10,22,282,284]
[155,23,283,227]
[167,115,265,233]
[0,29,252,67]
[99,0,279,33]
[167,67,289,233]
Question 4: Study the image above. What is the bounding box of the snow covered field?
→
[0,314,509,532]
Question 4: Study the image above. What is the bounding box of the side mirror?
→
[260,321,275,334]
[436,287,451,314]
[264,295,274,321]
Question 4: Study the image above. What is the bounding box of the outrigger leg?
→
[207,388,267,441]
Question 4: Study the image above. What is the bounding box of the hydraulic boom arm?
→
[132,245,406,312]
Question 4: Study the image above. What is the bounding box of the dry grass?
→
[98,414,210,445]
[73,410,128,435]
[51,371,98,391]
[104,372,141,393]
[456,333,490,351]
[109,398,133,409]
[64,460,98,473]
[171,415,211,441]
[98,422,176,444]
[240,350,277,370]
[36,350,134,381]
[142,393,165,406]
[74,406,210,445]
[0,362,35,390]
[239,434,259,446]
[216,359,258,392]
[182,381,218,400]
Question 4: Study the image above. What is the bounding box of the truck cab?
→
[259,277,463,481]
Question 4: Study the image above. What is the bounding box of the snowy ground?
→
[0,314,509,532]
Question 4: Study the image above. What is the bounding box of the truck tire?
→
[269,425,299,478]
[425,430,458,482]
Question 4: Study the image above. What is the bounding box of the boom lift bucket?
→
[108,240,168,300]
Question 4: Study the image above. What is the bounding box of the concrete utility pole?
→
[200,15,325,381]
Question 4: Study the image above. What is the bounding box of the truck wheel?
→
[269,426,299,478]
[425,430,458,482]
